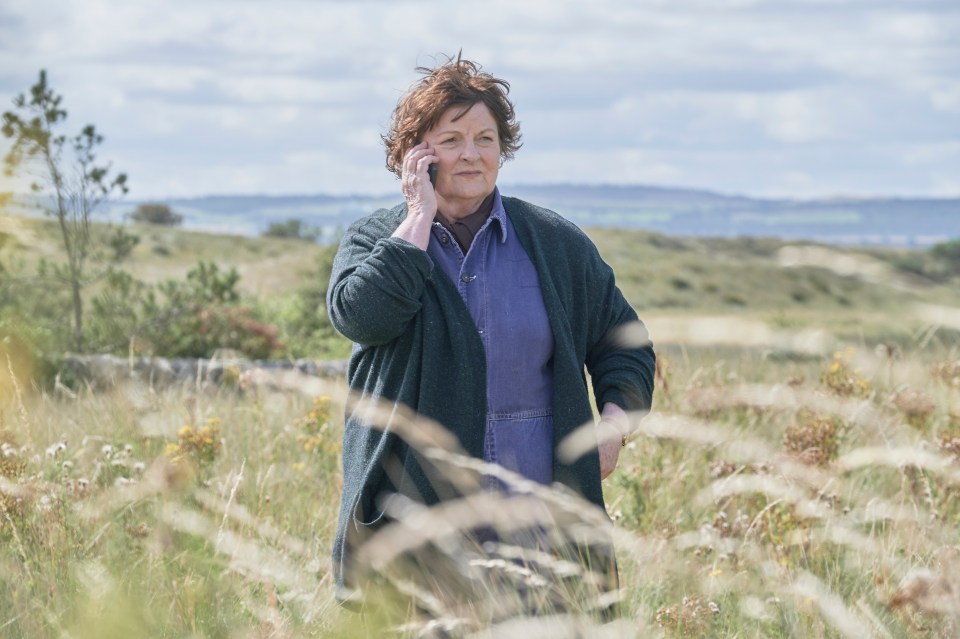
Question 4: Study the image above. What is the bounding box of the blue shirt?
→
[426,188,554,486]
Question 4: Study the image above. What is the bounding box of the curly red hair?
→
[383,54,522,177]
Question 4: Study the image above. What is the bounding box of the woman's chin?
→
[438,185,493,204]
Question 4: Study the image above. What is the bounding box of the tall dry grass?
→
[2,329,960,637]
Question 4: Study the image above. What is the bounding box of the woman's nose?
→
[460,141,479,160]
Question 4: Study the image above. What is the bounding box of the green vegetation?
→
[868,237,960,285]
[262,218,321,242]
[3,205,959,372]
[129,202,183,226]
[5,65,960,639]
[0,71,344,365]
[2,317,960,636]
[0,213,346,364]
[2,216,960,634]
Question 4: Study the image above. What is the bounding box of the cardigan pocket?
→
[350,469,390,530]
[351,493,381,530]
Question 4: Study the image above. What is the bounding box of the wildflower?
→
[167,419,220,466]
[164,443,184,464]
[783,412,844,466]
[820,351,871,398]
[656,596,719,634]
[100,444,114,457]
[45,442,67,458]
[296,396,333,434]
[36,494,53,514]
[0,443,25,479]
[295,397,339,456]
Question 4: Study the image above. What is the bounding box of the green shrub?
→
[130,202,183,226]
[261,218,320,242]
[262,244,350,359]
[135,262,283,359]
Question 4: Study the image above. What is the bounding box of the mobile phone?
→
[428,163,438,188]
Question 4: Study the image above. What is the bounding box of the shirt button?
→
[440,234,449,245]
[461,274,476,283]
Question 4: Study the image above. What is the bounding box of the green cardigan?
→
[327,196,655,597]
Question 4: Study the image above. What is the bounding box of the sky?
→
[0,0,958,201]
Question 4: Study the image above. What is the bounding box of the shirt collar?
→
[431,187,508,245]
[487,187,508,244]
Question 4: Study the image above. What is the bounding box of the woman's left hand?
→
[597,403,629,479]
[596,420,621,479]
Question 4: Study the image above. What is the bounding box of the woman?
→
[327,55,655,608]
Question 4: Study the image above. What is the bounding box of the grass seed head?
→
[656,595,721,636]
[891,388,937,430]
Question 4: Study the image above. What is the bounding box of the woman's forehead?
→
[431,103,497,132]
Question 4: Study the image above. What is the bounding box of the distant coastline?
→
[8,183,958,247]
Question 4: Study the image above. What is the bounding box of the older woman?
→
[327,55,655,606]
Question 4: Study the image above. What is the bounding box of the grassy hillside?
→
[3,212,960,636]
[5,212,960,361]
[1,214,323,298]
[7,213,959,307]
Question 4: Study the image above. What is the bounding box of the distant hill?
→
[504,185,959,247]
[10,184,958,247]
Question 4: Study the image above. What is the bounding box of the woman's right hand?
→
[392,142,439,250]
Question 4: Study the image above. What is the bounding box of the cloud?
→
[0,0,957,199]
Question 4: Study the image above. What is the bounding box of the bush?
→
[263,244,350,359]
[931,238,960,276]
[87,269,150,353]
[262,218,320,242]
[136,262,283,359]
[130,203,183,226]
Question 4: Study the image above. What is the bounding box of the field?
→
[2,214,960,637]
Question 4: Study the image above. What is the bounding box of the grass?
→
[6,212,960,313]
[0,213,323,298]
[2,332,960,636]
[3,212,960,636]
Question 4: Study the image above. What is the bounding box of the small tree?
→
[2,70,134,352]
[130,202,183,226]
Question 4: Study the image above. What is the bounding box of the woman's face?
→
[422,102,500,212]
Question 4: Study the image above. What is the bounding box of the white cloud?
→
[931,81,960,113]
[508,148,685,186]
[902,141,960,166]
[731,91,846,143]
[0,0,957,199]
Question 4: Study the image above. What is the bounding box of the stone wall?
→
[60,354,348,392]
